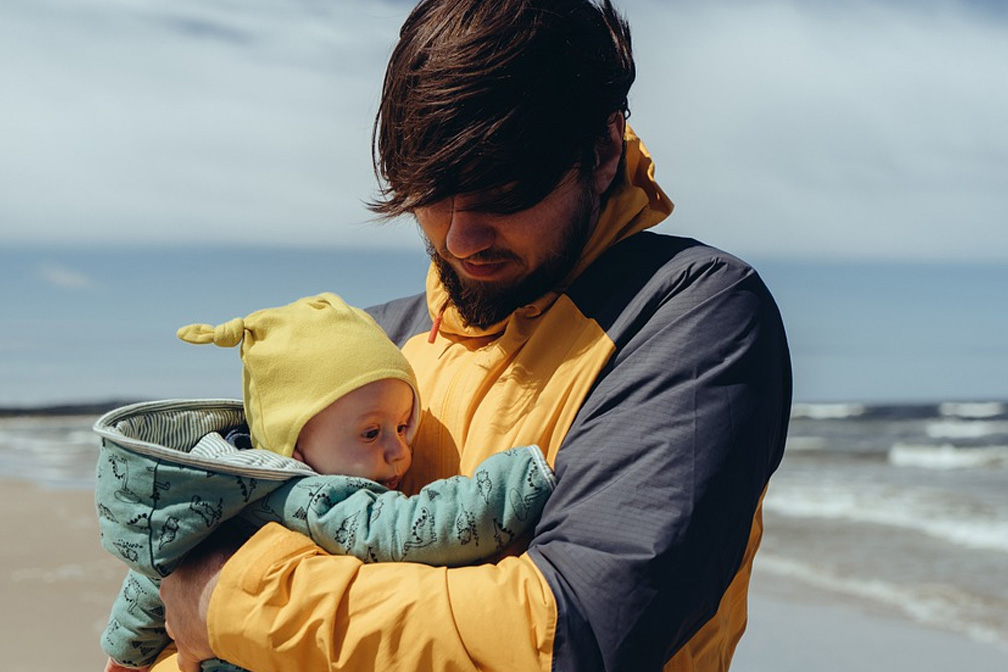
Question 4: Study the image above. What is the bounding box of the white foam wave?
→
[0,417,100,487]
[0,431,97,454]
[791,403,867,420]
[925,420,1008,439]
[784,436,828,452]
[756,554,1008,645]
[939,402,1006,419]
[764,484,1008,553]
[889,443,1008,469]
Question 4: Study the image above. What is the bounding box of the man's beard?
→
[426,188,595,329]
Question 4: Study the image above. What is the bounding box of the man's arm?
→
[160,240,790,671]
[532,239,792,669]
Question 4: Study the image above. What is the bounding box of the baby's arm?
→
[101,570,167,670]
[242,444,555,566]
[102,561,254,672]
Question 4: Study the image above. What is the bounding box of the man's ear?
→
[592,113,626,196]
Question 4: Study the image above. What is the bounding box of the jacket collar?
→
[426,126,674,338]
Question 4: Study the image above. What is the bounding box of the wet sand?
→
[737,569,1008,672]
[1,480,123,671]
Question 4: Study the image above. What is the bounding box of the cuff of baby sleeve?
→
[525,444,557,490]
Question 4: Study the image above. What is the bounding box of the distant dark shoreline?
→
[0,400,144,418]
[3,398,1004,420]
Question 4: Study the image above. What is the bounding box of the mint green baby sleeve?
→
[102,570,168,668]
[243,444,556,566]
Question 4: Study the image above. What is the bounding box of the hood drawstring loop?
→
[428,301,448,344]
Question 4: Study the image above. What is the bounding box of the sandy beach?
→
[5,477,1007,670]
[1,480,124,671]
[737,569,1008,672]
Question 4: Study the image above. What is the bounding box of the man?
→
[158,1,791,670]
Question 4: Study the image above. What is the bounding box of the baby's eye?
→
[397,424,408,435]
[362,428,380,441]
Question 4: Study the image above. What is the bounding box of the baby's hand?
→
[104,658,151,672]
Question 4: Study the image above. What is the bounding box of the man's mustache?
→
[434,247,520,266]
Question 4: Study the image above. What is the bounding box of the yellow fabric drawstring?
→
[428,301,448,344]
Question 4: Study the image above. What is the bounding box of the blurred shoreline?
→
[4,476,1006,671]
[737,565,1008,672]
[3,400,1008,669]
[0,400,143,418]
[4,396,1005,416]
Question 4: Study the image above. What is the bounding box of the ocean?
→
[2,245,1007,646]
[0,245,434,407]
[2,245,1006,406]
[761,401,1008,646]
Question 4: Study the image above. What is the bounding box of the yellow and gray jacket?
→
[153,129,792,671]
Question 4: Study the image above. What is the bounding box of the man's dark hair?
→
[370,0,634,217]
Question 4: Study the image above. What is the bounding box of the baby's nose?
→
[385,435,410,464]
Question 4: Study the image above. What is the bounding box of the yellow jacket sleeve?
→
[206,523,557,671]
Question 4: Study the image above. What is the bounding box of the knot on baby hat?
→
[176,318,246,348]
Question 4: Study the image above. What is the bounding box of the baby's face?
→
[294,378,414,489]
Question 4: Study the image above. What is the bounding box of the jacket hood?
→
[426,126,674,338]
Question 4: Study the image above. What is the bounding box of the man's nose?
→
[444,204,496,260]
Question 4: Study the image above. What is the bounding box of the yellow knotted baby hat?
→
[177,293,419,458]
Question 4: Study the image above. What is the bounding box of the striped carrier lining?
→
[93,399,316,480]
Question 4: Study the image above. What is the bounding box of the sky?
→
[2,0,1007,261]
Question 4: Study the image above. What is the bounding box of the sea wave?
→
[764,484,1008,553]
[939,402,1006,419]
[791,403,867,420]
[790,401,1008,423]
[889,443,1008,470]
[784,436,828,452]
[0,417,99,488]
[756,554,1008,645]
[925,420,1008,440]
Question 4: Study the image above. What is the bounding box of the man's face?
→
[415,172,596,328]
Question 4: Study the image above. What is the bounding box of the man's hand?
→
[160,523,249,672]
[160,555,222,672]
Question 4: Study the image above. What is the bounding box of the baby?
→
[97,293,555,672]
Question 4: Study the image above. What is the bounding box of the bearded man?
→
[159,1,792,670]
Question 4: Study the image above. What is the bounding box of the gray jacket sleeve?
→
[242,444,555,566]
[529,236,792,670]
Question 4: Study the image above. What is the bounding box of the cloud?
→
[0,0,412,247]
[1,0,1006,260]
[36,262,95,289]
[626,0,1008,260]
